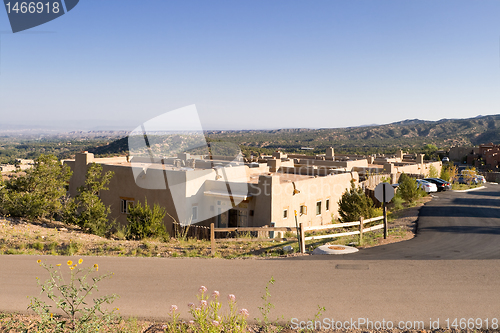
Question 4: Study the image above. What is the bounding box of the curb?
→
[452,185,487,193]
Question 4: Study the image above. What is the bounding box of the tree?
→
[0,155,72,220]
[125,198,168,241]
[397,173,420,203]
[422,144,438,160]
[462,166,477,185]
[67,163,114,237]
[428,164,438,178]
[440,162,457,183]
[337,180,375,222]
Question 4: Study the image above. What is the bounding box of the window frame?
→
[316,201,322,216]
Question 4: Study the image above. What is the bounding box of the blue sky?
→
[1,0,500,131]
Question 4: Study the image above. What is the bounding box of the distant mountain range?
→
[88,114,500,156]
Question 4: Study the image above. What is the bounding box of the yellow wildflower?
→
[36,259,41,263]
[78,258,83,264]
[94,264,99,271]
[56,264,61,266]
[70,266,75,270]
[67,260,72,266]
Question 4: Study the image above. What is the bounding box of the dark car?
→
[424,178,451,191]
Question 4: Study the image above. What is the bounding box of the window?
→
[283,209,288,219]
[192,206,198,221]
[326,199,330,211]
[316,201,322,215]
[120,198,134,214]
[300,205,307,215]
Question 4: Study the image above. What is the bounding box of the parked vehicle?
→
[457,175,481,185]
[442,157,450,162]
[416,179,438,193]
[476,175,486,184]
[424,178,451,191]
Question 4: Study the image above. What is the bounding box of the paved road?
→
[1,184,499,328]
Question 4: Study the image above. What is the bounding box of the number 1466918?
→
[445,318,498,330]
[5,2,60,14]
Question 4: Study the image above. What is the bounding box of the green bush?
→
[125,199,169,241]
[0,154,72,220]
[337,180,376,222]
[397,173,420,204]
[391,192,405,211]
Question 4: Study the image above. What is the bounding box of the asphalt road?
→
[1,184,499,328]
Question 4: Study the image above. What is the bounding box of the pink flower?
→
[228,294,236,302]
[161,324,168,329]
[170,305,178,313]
[188,302,195,308]
[212,290,220,298]
[188,320,195,325]
[195,307,201,312]
[199,286,208,294]
[212,320,220,326]
[239,308,249,318]
[200,300,208,307]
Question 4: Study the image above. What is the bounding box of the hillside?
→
[88,114,500,156]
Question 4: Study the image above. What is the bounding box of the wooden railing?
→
[209,215,386,255]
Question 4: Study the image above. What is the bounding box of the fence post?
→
[359,216,364,245]
[210,223,216,256]
[383,204,388,239]
[299,223,306,254]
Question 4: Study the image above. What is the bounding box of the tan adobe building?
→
[64,148,441,234]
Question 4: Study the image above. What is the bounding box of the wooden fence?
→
[172,222,211,240]
[209,215,386,254]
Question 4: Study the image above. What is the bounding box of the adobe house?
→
[64,151,357,234]
[64,146,441,234]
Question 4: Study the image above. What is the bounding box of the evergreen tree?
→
[397,173,420,203]
[337,180,375,222]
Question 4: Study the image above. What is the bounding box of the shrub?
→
[338,180,376,222]
[125,199,169,241]
[397,173,420,204]
[391,192,405,211]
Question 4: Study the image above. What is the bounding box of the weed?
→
[165,286,249,333]
[29,259,119,332]
[184,248,199,257]
[256,277,276,327]
[63,240,80,256]
[32,241,44,251]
